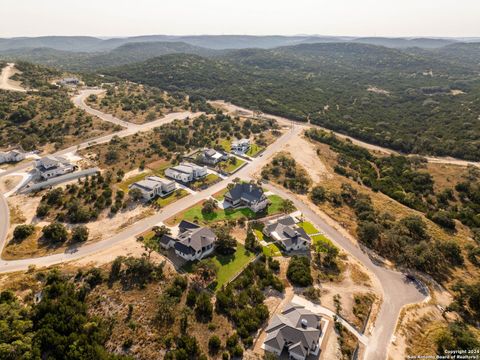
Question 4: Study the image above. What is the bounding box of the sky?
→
[1,0,479,38]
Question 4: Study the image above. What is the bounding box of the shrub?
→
[42,222,68,243]
[71,225,89,243]
[287,256,313,287]
[208,335,221,354]
[13,224,35,241]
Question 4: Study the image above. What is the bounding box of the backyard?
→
[183,244,256,290]
[246,143,264,157]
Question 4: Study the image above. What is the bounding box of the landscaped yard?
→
[155,189,189,207]
[298,221,320,235]
[183,244,256,290]
[246,143,264,157]
[166,194,288,226]
[190,173,221,190]
[222,157,246,173]
[262,243,282,257]
[311,234,334,246]
[217,138,232,152]
[253,229,264,241]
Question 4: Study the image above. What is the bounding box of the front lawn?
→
[190,173,221,190]
[311,234,334,246]
[246,143,264,157]
[267,195,289,215]
[183,244,256,290]
[263,243,282,257]
[298,221,320,235]
[217,138,232,152]
[155,189,189,207]
[222,157,246,173]
[253,229,264,241]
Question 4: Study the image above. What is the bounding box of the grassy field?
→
[183,244,256,290]
[155,189,189,207]
[217,138,232,152]
[311,234,334,246]
[263,243,282,257]
[298,221,320,235]
[166,194,287,225]
[246,143,264,157]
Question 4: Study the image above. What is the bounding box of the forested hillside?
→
[106,42,480,160]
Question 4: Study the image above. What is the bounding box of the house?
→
[160,221,217,261]
[165,162,207,183]
[198,148,227,165]
[224,182,269,213]
[0,150,25,164]
[58,77,79,86]
[264,303,322,360]
[34,155,76,180]
[264,216,311,252]
[231,139,250,155]
[128,176,176,200]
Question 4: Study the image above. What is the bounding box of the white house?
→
[264,303,322,360]
[224,183,269,213]
[263,216,311,252]
[58,77,80,86]
[231,139,250,155]
[128,176,176,200]
[34,156,76,180]
[165,162,207,183]
[160,221,217,261]
[0,150,25,164]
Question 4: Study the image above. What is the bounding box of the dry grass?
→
[350,263,371,287]
[9,204,26,224]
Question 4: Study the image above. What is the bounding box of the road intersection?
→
[0,90,430,359]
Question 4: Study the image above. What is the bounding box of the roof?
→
[178,220,201,232]
[35,155,71,171]
[130,179,161,192]
[146,176,174,185]
[174,226,216,254]
[232,138,250,146]
[225,183,265,204]
[265,216,311,248]
[264,303,321,355]
[159,234,176,246]
[169,162,203,175]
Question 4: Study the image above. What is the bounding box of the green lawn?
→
[217,138,232,152]
[223,157,246,173]
[190,173,220,190]
[155,189,189,207]
[267,195,288,215]
[180,203,257,225]
[263,243,282,257]
[298,221,320,235]
[246,143,264,157]
[311,234,333,246]
[183,244,255,291]
[118,171,151,192]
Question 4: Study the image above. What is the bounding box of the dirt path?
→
[0,63,27,92]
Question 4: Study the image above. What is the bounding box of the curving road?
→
[0,63,27,92]
[0,94,428,359]
[211,100,480,168]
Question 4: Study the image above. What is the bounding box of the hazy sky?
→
[2,0,479,38]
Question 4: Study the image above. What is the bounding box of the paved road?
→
[263,183,427,360]
[0,97,427,360]
[212,100,480,168]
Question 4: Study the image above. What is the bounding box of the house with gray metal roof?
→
[264,215,311,252]
[160,221,217,261]
[263,303,322,360]
[198,148,227,165]
[165,162,207,183]
[34,155,76,180]
[0,149,25,164]
[224,182,269,213]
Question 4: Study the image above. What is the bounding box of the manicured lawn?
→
[267,195,289,215]
[246,143,264,157]
[167,194,289,226]
[263,243,282,257]
[223,157,246,173]
[213,188,228,201]
[298,221,320,235]
[311,234,334,246]
[190,173,220,190]
[118,171,151,192]
[183,244,255,291]
[155,189,189,207]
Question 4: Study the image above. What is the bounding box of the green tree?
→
[42,222,68,243]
